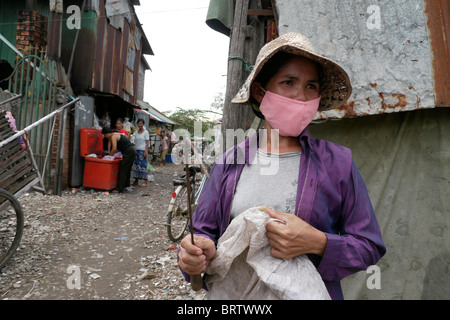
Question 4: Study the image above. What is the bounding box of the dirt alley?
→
[0,161,206,300]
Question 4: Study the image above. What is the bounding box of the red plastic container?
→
[83,156,120,190]
[80,128,103,157]
[80,128,121,190]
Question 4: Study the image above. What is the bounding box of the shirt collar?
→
[234,128,312,166]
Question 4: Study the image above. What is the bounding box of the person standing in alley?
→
[160,131,169,166]
[102,127,136,193]
[132,119,150,187]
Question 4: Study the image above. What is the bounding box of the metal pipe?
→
[54,107,67,196]
[0,94,22,107]
[0,34,48,80]
[0,98,80,149]
[41,116,57,179]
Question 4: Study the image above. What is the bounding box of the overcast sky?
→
[134,1,230,114]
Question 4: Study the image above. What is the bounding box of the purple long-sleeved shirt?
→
[182,129,386,300]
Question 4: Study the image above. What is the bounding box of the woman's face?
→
[116,120,123,130]
[254,56,320,103]
[137,121,144,129]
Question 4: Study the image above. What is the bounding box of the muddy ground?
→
[0,161,206,300]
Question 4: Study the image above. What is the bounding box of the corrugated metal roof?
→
[134,107,161,122]
[136,100,177,125]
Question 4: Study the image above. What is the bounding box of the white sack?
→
[205,207,331,300]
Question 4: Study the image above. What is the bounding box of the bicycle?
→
[166,166,204,242]
[166,139,214,242]
[0,188,24,269]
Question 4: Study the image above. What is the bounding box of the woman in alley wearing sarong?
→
[177,32,386,300]
[132,119,150,187]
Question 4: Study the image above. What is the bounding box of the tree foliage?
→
[163,107,212,137]
[162,90,224,137]
[210,91,224,112]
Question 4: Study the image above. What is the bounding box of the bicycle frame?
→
[166,138,216,242]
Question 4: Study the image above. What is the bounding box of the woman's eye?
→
[281,80,293,85]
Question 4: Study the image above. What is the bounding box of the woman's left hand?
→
[265,208,327,259]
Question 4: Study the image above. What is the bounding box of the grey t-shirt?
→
[230,149,301,220]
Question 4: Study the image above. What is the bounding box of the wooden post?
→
[221,0,252,150]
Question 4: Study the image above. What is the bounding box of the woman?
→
[132,119,149,187]
[159,131,169,166]
[114,118,129,137]
[102,127,136,193]
[177,33,386,300]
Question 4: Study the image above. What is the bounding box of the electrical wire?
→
[0,7,209,27]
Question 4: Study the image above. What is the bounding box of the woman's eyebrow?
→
[281,74,320,83]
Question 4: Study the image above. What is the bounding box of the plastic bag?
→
[5,111,26,149]
[123,117,132,132]
[130,133,136,145]
[205,207,331,300]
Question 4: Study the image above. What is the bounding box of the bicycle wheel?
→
[0,189,24,269]
[167,182,195,242]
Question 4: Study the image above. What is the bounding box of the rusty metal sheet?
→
[102,23,116,93]
[275,0,446,119]
[132,47,141,100]
[122,66,134,95]
[105,0,133,30]
[91,0,141,105]
[424,0,450,107]
[93,0,107,91]
[111,28,122,94]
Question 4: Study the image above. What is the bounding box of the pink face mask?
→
[259,91,321,137]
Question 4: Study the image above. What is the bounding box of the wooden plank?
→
[0,152,28,174]
[248,9,274,16]
[0,111,37,193]
[0,107,45,197]
[12,176,40,198]
[4,170,38,195]
[0,155,31,183]
[0,141,23,162]
[0,164,35,190]
[0,149,24,170]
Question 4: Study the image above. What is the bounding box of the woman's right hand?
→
[178,234,216,275]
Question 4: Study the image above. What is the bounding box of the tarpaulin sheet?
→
[309,108,450,299]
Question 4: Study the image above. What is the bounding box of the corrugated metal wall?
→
[60,0,150,105]
[0,2,19,67]
[274,0,450,300]
[275,0,449,120]
[92,0,142,104]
